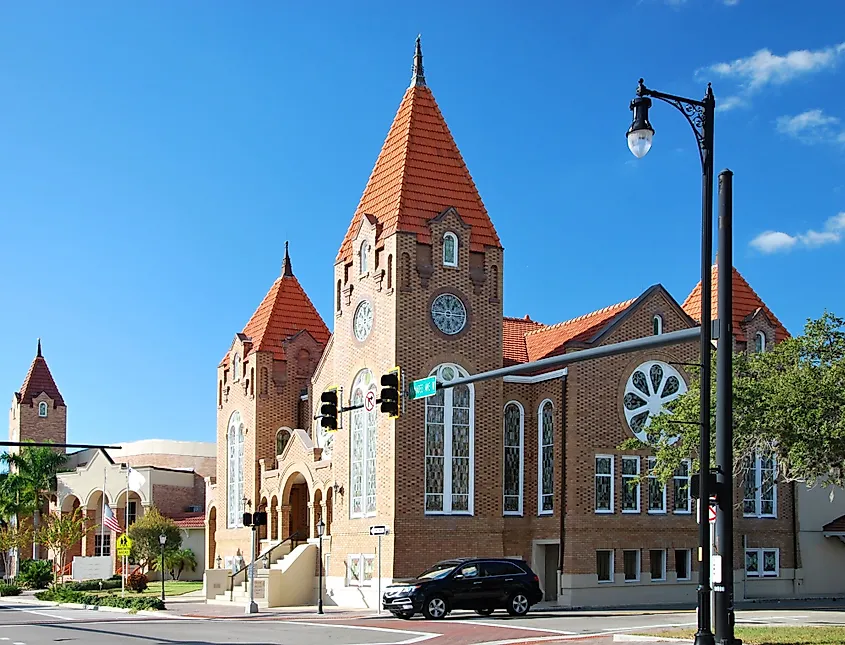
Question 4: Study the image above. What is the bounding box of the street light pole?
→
[158,534,166,603]
[316,519,325,615]
[628,78,716,645]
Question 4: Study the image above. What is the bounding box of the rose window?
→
[623,360,687,443]
[431,294,467,335]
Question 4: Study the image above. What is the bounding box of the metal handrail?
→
[228,531,302,600]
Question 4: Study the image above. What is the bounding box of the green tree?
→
[0,524,32,582]
[0,473,35,524]
[127,507,182,573]
[165,548,198,581]
[627,312,845,487]
[37,508,91,585]
[0,444,67,559]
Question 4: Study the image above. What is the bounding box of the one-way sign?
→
[369,525,389,536]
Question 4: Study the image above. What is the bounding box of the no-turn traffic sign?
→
[709,504,717,524]
[365,391,376,412]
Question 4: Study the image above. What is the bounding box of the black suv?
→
[382,557,543,620]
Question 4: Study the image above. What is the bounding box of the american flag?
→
[103,503,122,533]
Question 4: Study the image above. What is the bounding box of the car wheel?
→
[392,611,414,619]
[422,595,448,620]
[506,592,530,616]
[474,608,494,616]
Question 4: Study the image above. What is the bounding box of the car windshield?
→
[417,563,458,579]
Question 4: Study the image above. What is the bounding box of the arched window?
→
[387,254,393,290]
[276,429,290,456]
[350,369,377,517]
[653,315,663,336]
[755,331,766,353]
[359,241,369,275]
[232,353,241,382]
[425,363,474,515]
[38,401,48,418]
[503,402,524,515]
[227,411,245,528]
[443,232,458,267]
[336,279,342,312]
[538,400,555,514]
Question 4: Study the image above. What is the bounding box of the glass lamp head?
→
[627,96,654,159]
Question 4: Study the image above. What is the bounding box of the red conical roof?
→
[337,39,501,262]
[17,340,65,407]
[682,265,789,343]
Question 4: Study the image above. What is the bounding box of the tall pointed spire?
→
[411,34,425,87]
[282,241,293,277]
[37,338,42,358]
[17,339,65,407]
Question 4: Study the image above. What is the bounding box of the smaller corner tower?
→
[9,339,67,452]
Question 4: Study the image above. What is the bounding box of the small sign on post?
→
[370,525,390,616]
[116,534,132,557]
[369,525,389,536]
[410,376,437,400]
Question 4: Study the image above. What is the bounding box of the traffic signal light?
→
[320,388,339,431]
[380,367,401,418]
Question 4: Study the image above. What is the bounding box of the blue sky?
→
[1,1,843,445]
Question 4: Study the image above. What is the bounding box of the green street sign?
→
[410,376,438,400]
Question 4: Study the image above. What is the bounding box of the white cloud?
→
[723,0,740,5]
[776,109,845,145]
[750,212,845,253]
[717,95,746,112]
[706,43,845,90]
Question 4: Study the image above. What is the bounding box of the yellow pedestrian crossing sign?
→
[116,534,132,557]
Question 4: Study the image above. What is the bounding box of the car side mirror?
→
[453,573,463,579]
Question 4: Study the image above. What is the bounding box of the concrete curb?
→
[613,636,687,643]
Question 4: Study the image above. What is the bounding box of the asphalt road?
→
[1,600,844,645]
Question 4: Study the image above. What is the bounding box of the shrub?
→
[17,559,53,589]
[126,571,148,593]
[63,578,122,592]
[0,583,21,597]
[34,587,163,610]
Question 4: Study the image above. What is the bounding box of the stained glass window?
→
[595,456,613,512]
[227,411,245,528]
[622,456,640,512]
[743,453,777,517]
[647,457,666,512]
[539,401,554,514]
[350,370,377,518]
[425,364,474,514]
[443,232,457,267]
[276,429,290,456]
[745,548,779,577]
[503,402,523,515]
[673,460,691,513]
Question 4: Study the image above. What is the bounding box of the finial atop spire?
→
[282,241,293,277]
[37,338,42,358]
[411,34,426,88]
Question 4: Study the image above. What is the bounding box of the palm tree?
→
[0,445,67,559]
[165,548,198,581]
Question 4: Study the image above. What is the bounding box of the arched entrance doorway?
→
[284,473,310,543]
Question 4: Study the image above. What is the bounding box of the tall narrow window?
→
[647,457,666,513]
[387,254,393,290]
[595,455,614,513]
[443,232,458,267]
[538,400,554,514]
[350,370,378,517]
[359,241,369,274]
[675,549,691,580]
[232,354,241,382]
[673,460,691,513]
[127,501,138,526]
[597,550,614,583]
[653,315,663,335]
[336,279,342,312]
[744,453,777,517]
[38,401,48,417]
[755,331,766,353]
[503,402,523,515]
[227,411,245,528]
[622,456,640,513]
[425,364,474,515]
[623,550,640,581]
[276,429,290,456]
[650,549,666,581]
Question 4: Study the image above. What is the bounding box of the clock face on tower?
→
[353,300,374,341]
[431,293,467,335]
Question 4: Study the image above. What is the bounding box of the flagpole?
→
[101,467,107,561]
[123,467,129,595]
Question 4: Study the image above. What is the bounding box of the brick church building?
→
[207,39,795,608]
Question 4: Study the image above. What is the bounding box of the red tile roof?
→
[168,512,205,529]
[823,514,845,533]
[17,340,65,407]
[337,41,501,263]
[503,316,544,365]
[682,265,789,343]
[224,248,329,365]
[523,298,637,362]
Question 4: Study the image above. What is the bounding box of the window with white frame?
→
[745,548,779,577]
[127,501,138,526]
[503,402,523,515]
[595,455,614,513]
[232,353,241,382]
[755,331,766,353]
[623,549,640,581]
[539,400,554,514]
[425,364,473,514]
[647,457,666,513]
[359,241,369,274]
[350,369,378,518]
[673,460,692,513]
[443,232,458,267]
[348,553,375,586]
[653,315,663,336]
[94,534,111,557]
[675,549,691,581]
[227,411,245,528]
[743,453,777,517]
[622,456,640,513]
[596,550,614,583]
[38,401,48,417]
[650,549,666,581]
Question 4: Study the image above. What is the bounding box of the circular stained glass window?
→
[623,360,687,444]
[353,300,373,341]
[431,294,467,335]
